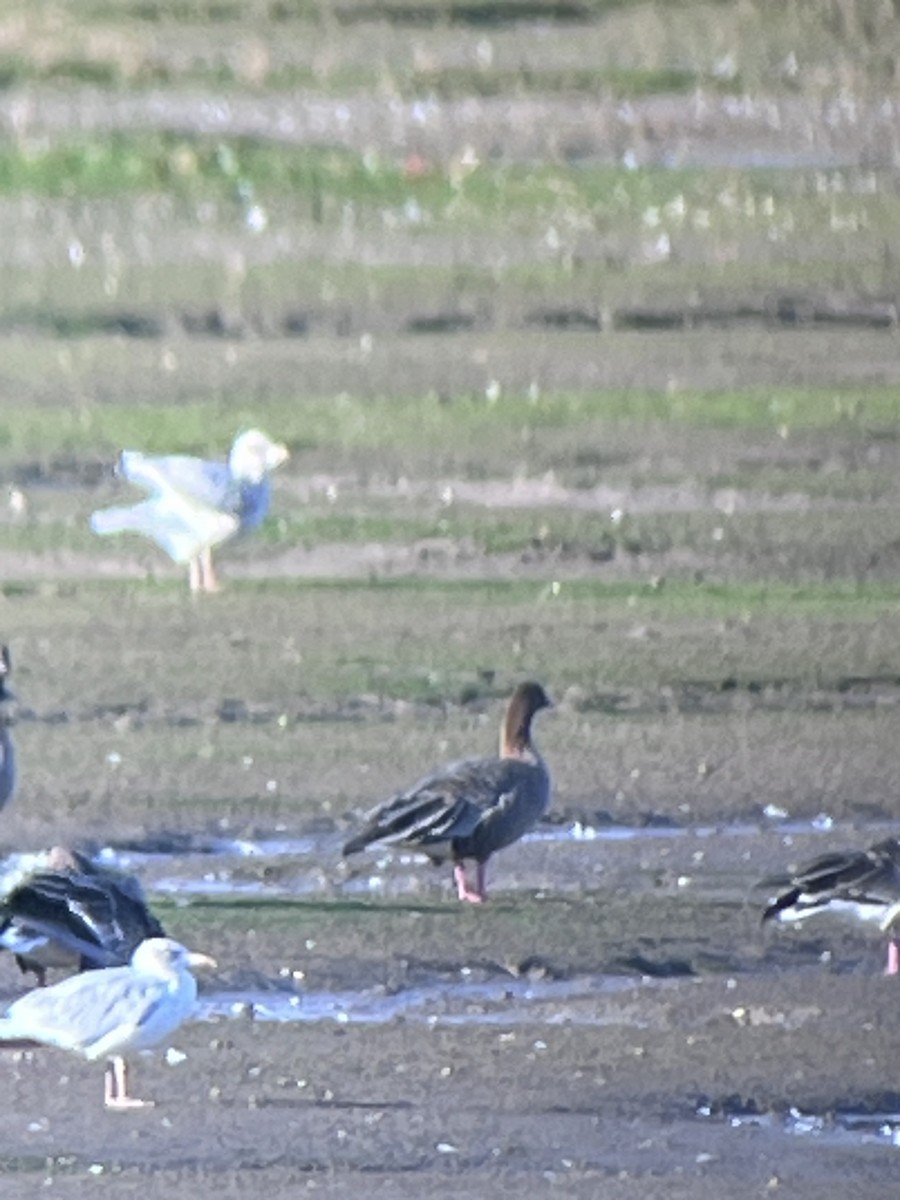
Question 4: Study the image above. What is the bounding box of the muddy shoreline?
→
[1,6,900,1194]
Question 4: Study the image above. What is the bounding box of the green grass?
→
[9,0,900,114]
[7,572,900,835]
[0,51,740,99]
[0,132,895,236]
[0,132,896,335]
[0,126,898,337]
[10,573,900,620]
[2,387,899,467]
[5,575,900,748]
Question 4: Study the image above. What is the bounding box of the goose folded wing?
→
[4,873,162,967]
[348,757,514,852]
[796,842,899,898]
[763,843,900,921]
[793,849,878,895]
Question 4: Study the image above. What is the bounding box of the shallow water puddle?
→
[97,811,893,865]
[696,1100,900,1148]
[97,836,323,870]
[78,814,897,902]
[527,814,853,843]
[197,972,653,1028]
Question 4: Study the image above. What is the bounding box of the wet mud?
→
[1,11,900,1196]
[1,814,900,1199]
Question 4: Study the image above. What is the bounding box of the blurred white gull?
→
[0,937,216,1109]
[90,429,289,592]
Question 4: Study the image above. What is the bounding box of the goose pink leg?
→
[453,861,488,903]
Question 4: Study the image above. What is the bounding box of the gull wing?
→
[119,453,235,511]
[90,453,244,562]
[90,493,239,563]
[0,969,177,1058]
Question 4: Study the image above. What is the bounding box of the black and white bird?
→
[0,847,166,987]
[762,836,900,973]
[0,937,216,1109]
[90,428,289,592]
[343,682,553,902]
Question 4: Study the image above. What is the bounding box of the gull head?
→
[229,429,290,484]
[130,937,218,977]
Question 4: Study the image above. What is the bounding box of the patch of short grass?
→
[6,574,900,731]
[4,384,900,496]
[0,132,897,244]
[397,63,736,98]
[0,51,735,99]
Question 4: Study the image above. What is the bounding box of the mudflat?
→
[2,1,900,1195]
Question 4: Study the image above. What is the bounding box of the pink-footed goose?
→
[343,682,553,902]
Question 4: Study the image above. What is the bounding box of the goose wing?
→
[343,756,516,856]
[0,871,164,968]
[763,838,900,921]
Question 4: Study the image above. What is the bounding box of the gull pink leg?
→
[453,861,484,904]
[199,546,220,593]
[886,939,900,976]
[104,1056,155,1110]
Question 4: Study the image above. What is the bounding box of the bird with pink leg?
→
[343,682,553,903]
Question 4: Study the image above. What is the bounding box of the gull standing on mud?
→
[0,937,216,1109]
[762,836,900,973]
[343,682,553,902]
[0,846,166,987]
[0,646,15,810]
[90,428,289,592]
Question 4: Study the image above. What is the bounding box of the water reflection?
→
[197,972,649,1028]
[696,1098,900,1148]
